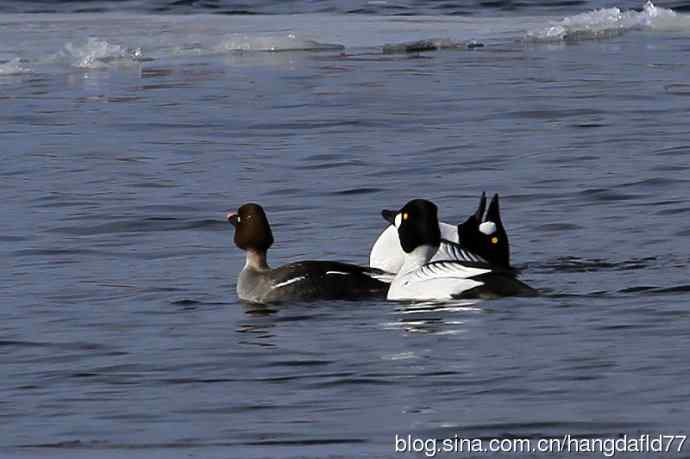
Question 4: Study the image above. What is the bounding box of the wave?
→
[0,57,30,75]
[526,1,690,42]
[56,37,143,69]
[2,3,689,76]
[1,0,686,15]
[214,33,344,53]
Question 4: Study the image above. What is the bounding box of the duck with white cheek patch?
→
[382,199,536,301]
[370,192,513,274]
[227,203,392,304]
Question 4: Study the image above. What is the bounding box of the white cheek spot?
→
[394,213,402,229]
[236,216,241,223]
[479,221,497,235]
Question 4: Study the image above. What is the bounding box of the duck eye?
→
[402,212,409,221]
[491,236,498,244]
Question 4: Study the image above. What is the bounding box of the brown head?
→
[226,203,274,253]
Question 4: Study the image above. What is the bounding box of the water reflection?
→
[383,300,481,335]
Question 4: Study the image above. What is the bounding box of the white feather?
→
[369,222,458,273]
[433,240,487,264]
[387,269,485,301]
[272,276,306,289]
[387,247,490,301]
[415,261,489,280]
[364,270,396,283]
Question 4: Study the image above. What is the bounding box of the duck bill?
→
[226,211,238,227]
[381,209,398,225]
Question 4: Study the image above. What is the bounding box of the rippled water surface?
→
[2,0,690,15]
[2,4,690,459]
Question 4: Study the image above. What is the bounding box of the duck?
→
[370,192,511,273]
[382,199,535,301]
[227,203,391,304]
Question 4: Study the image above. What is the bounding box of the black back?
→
[263,261,389,303]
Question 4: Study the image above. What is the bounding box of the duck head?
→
[381,199,441,259]
[458,193,510,268]
[227,203,274,253]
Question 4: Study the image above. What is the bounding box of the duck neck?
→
[399,244,438,275]
[245,249,270,272]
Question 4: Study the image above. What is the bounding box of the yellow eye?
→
[491,237,498,244]
[402,212,408,221]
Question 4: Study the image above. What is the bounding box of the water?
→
[2,0,690,15]
[2,1,690,458]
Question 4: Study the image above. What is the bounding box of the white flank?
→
[326,271,349,275]
[388,253,490,301]
[369,225,404,273]
[416,262,490,280]
[370,222,459,273]
[272,276,306,289]
[388,275,484,301]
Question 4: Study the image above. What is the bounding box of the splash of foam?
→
[60,37,143,69]
[216,33,344,52]
[526,1,685,42]
[0,57,30,75]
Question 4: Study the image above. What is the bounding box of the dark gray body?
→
[238,260,391,304]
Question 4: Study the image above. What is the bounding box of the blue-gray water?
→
[1,3,690,459]
[2,0,690,15]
